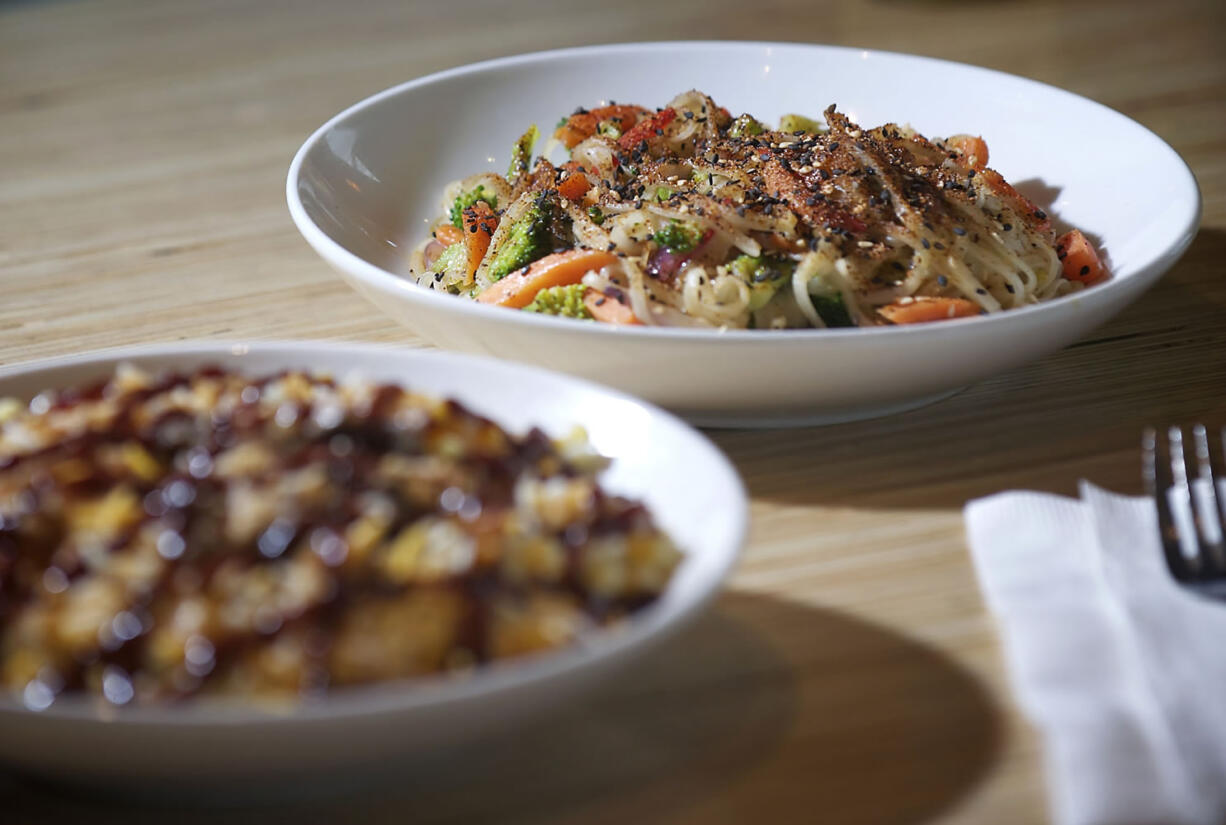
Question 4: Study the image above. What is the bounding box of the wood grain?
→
[1,0,1223,821]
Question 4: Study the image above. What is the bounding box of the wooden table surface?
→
[2,0,1224,822]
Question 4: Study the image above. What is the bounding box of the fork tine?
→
[1168,426,1202,575]
[1191,424,1226,568]
[1215,426,1226,524]
[1145,427,1190,580]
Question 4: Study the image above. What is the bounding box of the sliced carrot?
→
[557,171,591,202]
[583,287,641,325]
[878,296,982,325]
[476,249,620,309]
[1056,229,1107,286]
[946,134,989,170]
[461,201,499,279]
[618,108,677,151]
[554,105,648,149]
[978,169,1053,236]
[434,223,464,246]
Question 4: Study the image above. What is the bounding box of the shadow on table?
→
[715,227,1226,509]
[0,591,1001,825]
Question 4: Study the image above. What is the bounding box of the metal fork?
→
[1143,425,1226,597]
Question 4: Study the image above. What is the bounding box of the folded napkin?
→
[965,484,1226,825]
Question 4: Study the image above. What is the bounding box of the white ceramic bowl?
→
[0,342,745,786]
[287,42,1200,426]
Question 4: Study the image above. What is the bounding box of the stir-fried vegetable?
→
[486,197,558,283]
[508,125,539,183]
[449,184,498,229]
[523,284,593,318]
[477,249,620,309]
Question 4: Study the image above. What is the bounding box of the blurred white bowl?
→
[0,341,745,786]
[287,42,1199,426]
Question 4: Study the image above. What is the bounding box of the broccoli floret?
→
[523,284,593,319]
[731,255,795,311]
[432,242,467,276]
[587,205,605,225]
[653,185,672,202]
[778,113,826,135]
[811,293,853,327]
[728,114,765,138]
[508,124,540,182]
[449,185,498,229]
[486,197,559,282]
[653,220,701,253]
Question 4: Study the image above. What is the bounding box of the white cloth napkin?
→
[965,483,1226,825]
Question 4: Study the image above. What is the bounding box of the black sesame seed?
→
[937,275,948,286]
[953,226,967,236]
[1034,209,1047,219]
[1079,265,1090,276]
[1002,223,1012,231]
[921,238,931,249]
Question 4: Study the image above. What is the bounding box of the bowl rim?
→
[286,40,1201,343]
[0,340,748,726]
